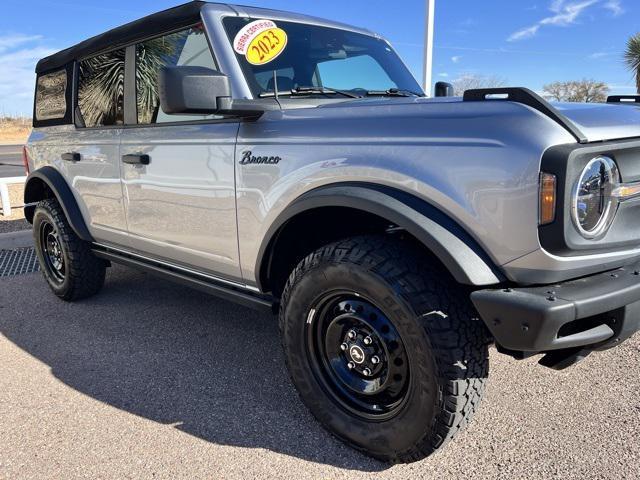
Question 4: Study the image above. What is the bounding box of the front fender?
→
[256,183,505,286]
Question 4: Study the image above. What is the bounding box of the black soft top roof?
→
[36,1,207,74]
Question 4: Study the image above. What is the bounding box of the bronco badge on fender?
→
[240,151,281,165]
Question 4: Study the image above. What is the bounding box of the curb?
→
[0,229,33,250]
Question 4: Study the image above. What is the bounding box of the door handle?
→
[122,154,151,165]
[61,152,81,162]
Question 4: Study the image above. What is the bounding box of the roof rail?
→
[463,87,588,144]
[607,95,640,104]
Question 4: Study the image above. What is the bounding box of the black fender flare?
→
[24,166,94,242]
[256,183,505,287]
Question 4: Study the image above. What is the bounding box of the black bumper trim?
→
[471,263,640,352]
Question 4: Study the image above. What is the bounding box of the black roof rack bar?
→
[463,87,588,144]
[607,95,640,104]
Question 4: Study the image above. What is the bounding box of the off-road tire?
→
[279,235,490,463]
[33,198,106,301]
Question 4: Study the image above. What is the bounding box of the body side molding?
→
[23,166,93,242]
[257,183,505,288]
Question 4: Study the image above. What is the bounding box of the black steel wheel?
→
[33,198,106,301]
[307,293,410,420]
[39,220,66,284]
[279,235,490,463]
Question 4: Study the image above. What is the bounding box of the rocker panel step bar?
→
[92,246,276,313]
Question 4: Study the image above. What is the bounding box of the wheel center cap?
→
[349,345,366,364]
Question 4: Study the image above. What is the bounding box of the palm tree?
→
[624,33,640,94]
[78,29,197,126]
[78,50,127,127]
[135,33,186,124]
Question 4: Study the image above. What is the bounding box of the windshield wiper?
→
[295,86,361,98]
[259,86,360,99]
[366,88,423,98]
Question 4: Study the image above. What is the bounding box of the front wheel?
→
[279,236,490,463]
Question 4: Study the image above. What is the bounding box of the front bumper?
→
[472,262,640,356]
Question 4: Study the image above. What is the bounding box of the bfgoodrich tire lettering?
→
[33,198,106,301]
[279,235,490,463]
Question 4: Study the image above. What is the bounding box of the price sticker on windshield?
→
[233,20,288,66]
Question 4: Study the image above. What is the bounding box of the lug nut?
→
[347,361,356,370]
[348,330,357,340]
[340,343,349,351]
[362,368,372,376]
[371,356,380,365]
[363,336,373,345]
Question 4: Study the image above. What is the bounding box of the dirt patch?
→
[0,183,29,234]
[0,120,31,144]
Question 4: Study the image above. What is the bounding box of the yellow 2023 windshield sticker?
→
[233,20,288,66]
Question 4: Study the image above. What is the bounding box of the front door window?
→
[136,25,217,125]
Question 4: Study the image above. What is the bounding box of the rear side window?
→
[33,64,73,128]
[35,69,68,121]
[78,49,126,128]
[136,25,216,125]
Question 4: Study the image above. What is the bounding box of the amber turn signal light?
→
[539,172,556,225]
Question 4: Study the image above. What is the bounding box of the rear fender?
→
[24,166,93,242]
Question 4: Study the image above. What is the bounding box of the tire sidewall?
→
[33,205,72,296]
[281,259,440,458]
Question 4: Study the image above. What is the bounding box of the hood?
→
[553,102,640,143]
[321,96,640,143]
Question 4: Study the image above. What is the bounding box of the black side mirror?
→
[435,81,455,98]
[159,66,263,118]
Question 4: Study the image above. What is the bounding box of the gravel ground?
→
[0,184,29,234]
[1,265,639,479]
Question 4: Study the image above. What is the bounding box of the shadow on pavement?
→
[0,265,388,472]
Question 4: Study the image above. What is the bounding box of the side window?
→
[316,55,395,91]
[35,69,68,122]
[136,25,216,125]
[78,49,126,127]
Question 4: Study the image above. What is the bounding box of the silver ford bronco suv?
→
[25,1,640,463]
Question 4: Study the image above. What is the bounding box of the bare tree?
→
[542,79,610,103]
[543,82,570,102]
[451,74,506,96]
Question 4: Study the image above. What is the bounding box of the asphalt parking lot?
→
[1,263,639,479]
[0,145,24,178]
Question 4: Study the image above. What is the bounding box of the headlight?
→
[571,156,619,239]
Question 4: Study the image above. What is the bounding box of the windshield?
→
[223,17,424,98]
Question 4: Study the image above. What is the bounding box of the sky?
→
[0,0,637,116]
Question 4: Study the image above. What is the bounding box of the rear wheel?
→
[33,198,106,301]
[279,235,490,463]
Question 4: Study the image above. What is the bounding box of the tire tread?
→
[34,198,105,301]
[279,235,490,463]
